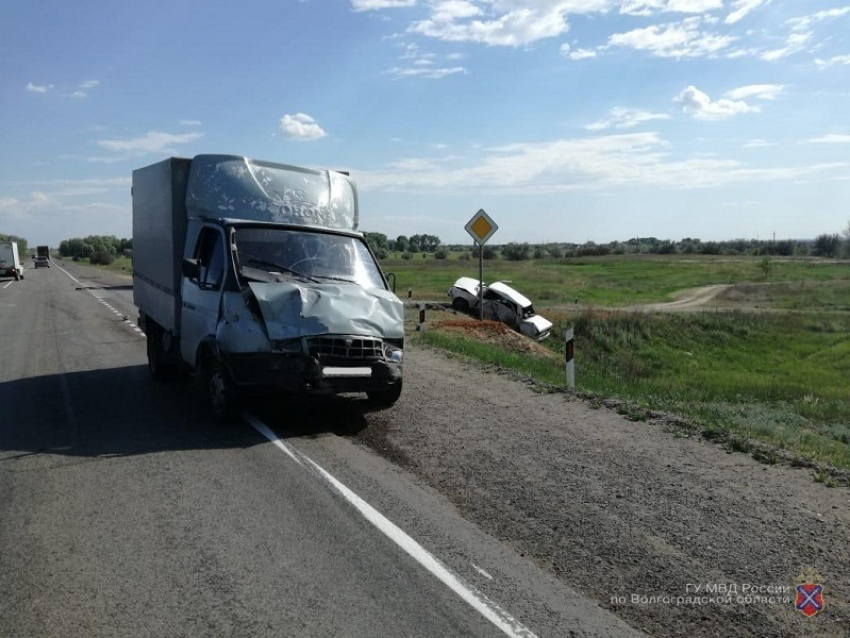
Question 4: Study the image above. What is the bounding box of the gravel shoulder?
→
[357,344,850,637]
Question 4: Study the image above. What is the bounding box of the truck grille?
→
[306,335,383,361]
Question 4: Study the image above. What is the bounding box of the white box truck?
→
[132,155,404,420]
[0,241,24,280]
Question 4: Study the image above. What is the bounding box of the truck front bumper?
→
[223,352,403,394]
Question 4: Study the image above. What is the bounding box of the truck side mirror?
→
[182,258,200,280]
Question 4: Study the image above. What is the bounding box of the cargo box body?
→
[0,242,24,280]
[132,158,192,336]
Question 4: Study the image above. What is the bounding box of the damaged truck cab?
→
[133,155,404,420]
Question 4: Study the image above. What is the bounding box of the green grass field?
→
[383,254,850,307]
[404,255,850,474]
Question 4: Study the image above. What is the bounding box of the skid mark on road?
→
[245,412,539,638]
[56,264,145,339]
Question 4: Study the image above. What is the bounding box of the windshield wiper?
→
[242,257,319,283]
[311,274,356,284]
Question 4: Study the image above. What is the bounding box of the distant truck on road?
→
[132,154,404,420]
[35,245,50,268]
[0,241,25,280]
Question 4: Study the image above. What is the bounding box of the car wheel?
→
[451,297,470,312]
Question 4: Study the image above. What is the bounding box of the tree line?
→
[41,220,850,267]
[363,233,442,259]
[59,236,132,265]
[364,221,850,261]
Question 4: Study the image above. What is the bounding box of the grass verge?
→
[417,308,850,474]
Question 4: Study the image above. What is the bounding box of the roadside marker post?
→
[564,328,575,389]
[416,304,425,331]
[464,209,499,322]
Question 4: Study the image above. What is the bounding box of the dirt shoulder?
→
[358,344,850,637]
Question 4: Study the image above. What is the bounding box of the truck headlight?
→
[383,340,404,363]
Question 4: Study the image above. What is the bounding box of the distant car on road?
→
[448,276,553,340]
[34,255,50,268]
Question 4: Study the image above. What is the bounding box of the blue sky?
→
[1,0,849,247]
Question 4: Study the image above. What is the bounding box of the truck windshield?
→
[234,227,386,290]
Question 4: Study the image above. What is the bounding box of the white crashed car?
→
[448,277,553,340]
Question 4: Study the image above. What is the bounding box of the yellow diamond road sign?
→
[465,209,499,245]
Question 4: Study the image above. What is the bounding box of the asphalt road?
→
[0,262,640,638]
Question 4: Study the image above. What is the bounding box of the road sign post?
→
[564,328,575,389]
[464,209,498,322]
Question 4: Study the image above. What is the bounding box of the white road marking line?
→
[243,415,302,466]
[55,263,83,286]
[472,564,495,580]
[247,413,539,638]
[2,280,14,289]
[55,264,144,339]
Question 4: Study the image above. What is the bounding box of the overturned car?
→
[448,277,553,340]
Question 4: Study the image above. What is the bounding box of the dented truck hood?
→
[247,282,404,340]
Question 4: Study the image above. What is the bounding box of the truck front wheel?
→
[205,358,241,423]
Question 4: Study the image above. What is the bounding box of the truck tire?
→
[14,271,19,281]
[146,325,176,381]
[367,381,403,408]
[205,358,241,423]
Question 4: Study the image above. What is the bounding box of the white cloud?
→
[619,0,722,15]
[743,139,775,148]
[724,84,784,101]
[385,65,467,78]
[430,0,482,21]
[585,107,671,130]
[725,0,770,25]
[408,1,584,47]
[355,131,848,193]
[608,17,735,58]
[761,31,812,61]
[619,0,665,16]
[788,6,850,32]
[807,134,850,144]
[79,80,100,89]
[26,82,53,93]
[279,113,327,140]
[674,85,760,120]
[180,119,202,126]
[97,131,204,153]
[69,91,87,99]
[0,192,58,221]
[560,43,597,59]
[666,0,723,12]
[351,0,416,10]
[816,54,850,68]
[392,41,467,76]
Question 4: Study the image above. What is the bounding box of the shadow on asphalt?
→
[95,284,134,291]
[0,364,371,460]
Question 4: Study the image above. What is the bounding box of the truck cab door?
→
[181,226,227,367]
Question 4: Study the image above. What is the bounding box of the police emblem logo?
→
[795,568,825,618]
